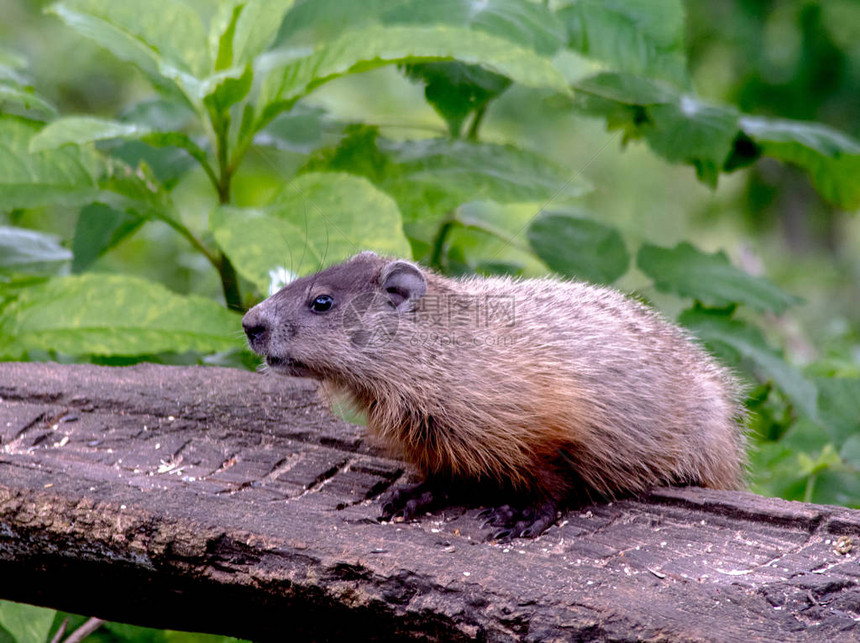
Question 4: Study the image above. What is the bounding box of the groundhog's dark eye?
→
[310,294,334,313]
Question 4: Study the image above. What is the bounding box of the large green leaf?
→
[402,62,512,137]
[211,205,311,294]
[304,126,590,224]
[678,307,819,423]
[213,172,411,292]
[527,210,629,284]
[96,157,180,225]
[637,242,801,314]
[0,60,57,118]
[29,115,150,152]
[278,0,565,55]
[0,274,242,357]
[253,104,333,153]
[571,71,674,106]
[71,203,144,273]
[0,116,99,209]
[569,72,860,207]
[0,225,72,275]
[261,24,569,110]
[740,116,860,211]
[558,0,688,85]
[49,0,210,105]
[229,0,296,66]
[644,97,738,184]
[380,137,588,222]
[0,601,56,643]
[271,171,411,259]
[29,116,211,184]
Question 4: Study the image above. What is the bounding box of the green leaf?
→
[254,104,331,153]
[0,82,57,119]
[269,171,411,260]
[0,116,99,209]
[213,172,411,292]
[49,0,210,107]
[231,0,296,66]
[109,140,197,190]
[559,0,688,85]
[97,157,177,223]
[388,0,565,56]
[278,0,565,55]
[71,203,144,272]
[119,97,195,131]
[212,206,309,295]
[30,116,213,181]
[740,116,860,210]
[0,601,57,643]
[0,57,57,119]
[381,137,588,222]
[211,2,242,72]
[304,126,590,224]
[644,97,738,170]
[527,210,629,283]
[816,377,860,443]
[437,201,550,275]
[0,225,72,276]
[572,71,674,105]
[568,72,860,206]
[637,242,801,314]
[29,116,151,152]
[203,64,253,117]
[0,274,242,357]
[402,62,511,137]
[261,24,569,109]
[678,307,819,423]
[570,74,742,178]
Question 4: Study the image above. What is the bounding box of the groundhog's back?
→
[369,273,747,497]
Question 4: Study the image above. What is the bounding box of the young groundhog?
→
[243,251,747,539]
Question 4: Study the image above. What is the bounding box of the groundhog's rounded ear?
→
[380,260,427,311]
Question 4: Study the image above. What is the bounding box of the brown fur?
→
[243,252,748,507]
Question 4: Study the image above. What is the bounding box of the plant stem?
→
[63,618,104,643]
[218,252,243,312]
[211,110,244,312]
[803,473,817,503]
[430,213,460,271]
[466,104,487,141]
[159,216,217,267]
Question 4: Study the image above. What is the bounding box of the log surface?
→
[1,362,859,641]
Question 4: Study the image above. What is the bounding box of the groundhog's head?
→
[242,252,427,379]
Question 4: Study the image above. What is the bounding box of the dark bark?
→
[1,362,859,641]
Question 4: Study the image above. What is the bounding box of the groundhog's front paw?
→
[379,482,447,522]
[479,500,559,541]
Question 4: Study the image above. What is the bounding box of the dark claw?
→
[490,528,515,543]
[480,500,559,541]
[379,482,443,523]
[479,504,517,528]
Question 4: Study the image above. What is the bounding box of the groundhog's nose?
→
[242,307,269,351]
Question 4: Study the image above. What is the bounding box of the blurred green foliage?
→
[1,0,859,638]
[0,601,247,643]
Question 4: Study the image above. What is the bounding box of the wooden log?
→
[1,362,859,641]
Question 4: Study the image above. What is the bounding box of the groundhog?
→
[242,251,747,539]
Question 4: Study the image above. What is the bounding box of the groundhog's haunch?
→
[243,252,747,539]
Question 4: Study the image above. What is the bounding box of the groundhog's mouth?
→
[265,355,314,378]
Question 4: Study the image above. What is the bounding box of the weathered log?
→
[0,362,858,641]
